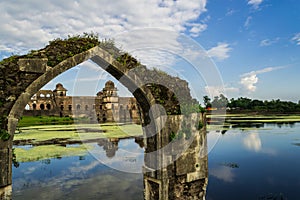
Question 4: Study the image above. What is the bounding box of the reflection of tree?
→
[97,138,119,158]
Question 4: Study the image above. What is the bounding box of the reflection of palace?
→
[24,81,140,123]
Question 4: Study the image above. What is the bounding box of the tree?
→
[203,95,212,108]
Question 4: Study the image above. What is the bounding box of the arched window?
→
[33,103,36,110]
[40,104,45,110]
[100,105,103,110]
[46,104,51,110]
[60,92,64,96]
[68,105,72,111]
[85,105,89,111]
[46,94,51,98]
[77,104,81,110]
[60,105,64,111]
[40,94,45,98]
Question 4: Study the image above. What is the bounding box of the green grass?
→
[13,123,143,162]
[18,116,74,127]
[14,144,92,162]
[15,123,143,142]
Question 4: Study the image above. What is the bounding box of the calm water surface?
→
[13,123,300,199]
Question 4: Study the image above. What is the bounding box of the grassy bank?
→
[207,113,300,123]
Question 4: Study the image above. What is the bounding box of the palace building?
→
[24,81,140,123]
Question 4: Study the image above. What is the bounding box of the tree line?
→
[203,94,300,113]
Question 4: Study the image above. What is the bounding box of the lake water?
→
[13,123,300,199]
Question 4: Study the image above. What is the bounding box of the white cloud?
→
[248,0,263,9]
[244,16,252,29]
[207,43,231,61]
[240,66,285,93]
[0,0,208,55]
[205,85,238,98]
[292,33,300,45]
[260,38,280,46]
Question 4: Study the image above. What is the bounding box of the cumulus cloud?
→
[240,66,285,93]
[248,0,263,9]
[0,0,208,56]
[292,33,300,45]
[207,43,231,61]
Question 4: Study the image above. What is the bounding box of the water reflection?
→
[13,122,300,199]
[13,125,209,200]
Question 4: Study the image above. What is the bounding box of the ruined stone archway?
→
[0,35,207,200]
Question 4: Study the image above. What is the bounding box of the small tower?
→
[99,81,119,122]
[53,83,67,97]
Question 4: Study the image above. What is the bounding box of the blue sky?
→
[0,0,299,102]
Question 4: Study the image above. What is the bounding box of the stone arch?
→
[1,40,207,199]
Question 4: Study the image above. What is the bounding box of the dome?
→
[105,81,115,89]
[55,83,67,91]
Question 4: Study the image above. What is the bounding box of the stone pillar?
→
[0,185,12,200]
[0,117,18,200]
[0,140,12,200]
[144,114,208,200]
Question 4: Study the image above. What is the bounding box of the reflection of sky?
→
[13,146,143,200]
[207,122,300,200]
[210,166,235,183]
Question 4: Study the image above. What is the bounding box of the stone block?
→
[18,58,48,73]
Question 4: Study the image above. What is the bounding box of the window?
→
[46,104,51,110]
[32,104,36,110]
[77,104,81,110]
[100,105,103,110]
[85,105,89,111]
[68,105,72,111]
[40,104,45,110]
[60,105,64,111]
[60,92,64,96]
